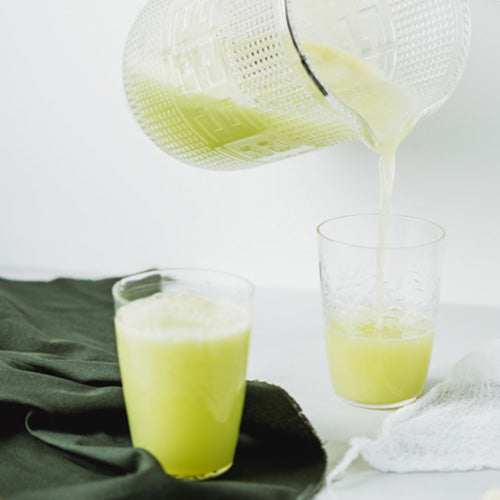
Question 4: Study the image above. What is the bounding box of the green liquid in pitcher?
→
[126,42,418,166]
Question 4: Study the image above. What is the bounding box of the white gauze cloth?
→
[329,339,500,481]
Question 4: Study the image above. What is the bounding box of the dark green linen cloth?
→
[0,277,326,500]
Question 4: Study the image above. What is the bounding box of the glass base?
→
[169,461,233,481]
[336,394,418,410]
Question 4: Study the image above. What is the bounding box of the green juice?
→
[302,42,418,150]
[126,42,419,166]
[324,312,434,407]
[115,292,251,479]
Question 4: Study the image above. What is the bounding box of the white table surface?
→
[248,287,500,500]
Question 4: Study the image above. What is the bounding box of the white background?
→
[1,0,499,307]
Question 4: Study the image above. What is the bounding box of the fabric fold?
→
[0,277,326,500]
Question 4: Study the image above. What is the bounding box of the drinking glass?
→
[317,214,445,409]
[112,268,253,479]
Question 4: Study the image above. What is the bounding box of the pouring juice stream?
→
[303,44,436,405]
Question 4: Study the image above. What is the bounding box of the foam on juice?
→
[115,291,251,479]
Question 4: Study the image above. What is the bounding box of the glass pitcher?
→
[123,0,470,170]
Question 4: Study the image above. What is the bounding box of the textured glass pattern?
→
[123,0,470,169]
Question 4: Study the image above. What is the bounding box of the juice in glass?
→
[114,289,251,479]
[324,311,434,407]
[318,215,444,409]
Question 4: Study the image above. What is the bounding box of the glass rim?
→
[112,267,254,302]
[316,213,446,250]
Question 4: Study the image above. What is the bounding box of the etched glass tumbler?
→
[317,215,445,409]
